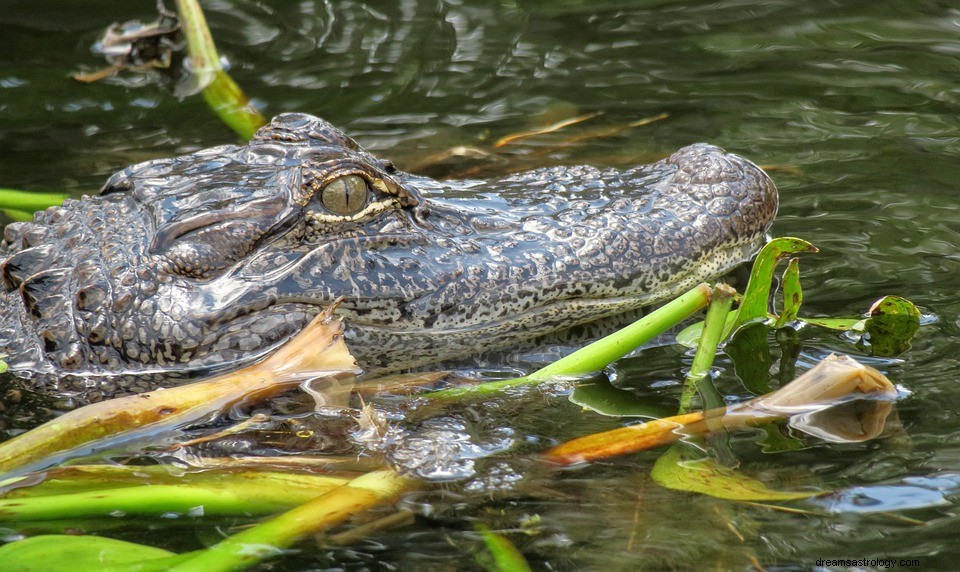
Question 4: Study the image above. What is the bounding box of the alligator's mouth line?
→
[276,236,765,337]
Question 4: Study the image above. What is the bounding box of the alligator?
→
[0,113,778,401]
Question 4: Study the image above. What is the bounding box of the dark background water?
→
[3,0,960,569]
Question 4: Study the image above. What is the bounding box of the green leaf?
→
[651,446,820,501]
[569,377,672,418]
[774,258,802,328]
[730,238,818,336]
[858,295,922,357]
[675,238,816,348]
[0,534,182,572]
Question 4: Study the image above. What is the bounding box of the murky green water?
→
[3,0,960,569]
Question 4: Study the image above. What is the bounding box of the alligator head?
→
[0,113,777,397]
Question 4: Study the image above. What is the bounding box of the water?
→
[3,0,960,569]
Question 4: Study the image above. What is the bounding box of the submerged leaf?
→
[725,322,773,395]
[476,526,533,572]
[493,112,602,147]
[0,534,183,571]
[569,376,672,418]
[651,446,819,501]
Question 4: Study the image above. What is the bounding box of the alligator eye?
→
[321,175,368,216]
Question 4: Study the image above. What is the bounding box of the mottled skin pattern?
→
[0,113,777,400]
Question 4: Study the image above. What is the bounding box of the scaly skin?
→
[0,113,777,400]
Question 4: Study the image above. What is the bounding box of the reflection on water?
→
[2,0,960,568]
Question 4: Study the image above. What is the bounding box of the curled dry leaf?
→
[543,354,898,466]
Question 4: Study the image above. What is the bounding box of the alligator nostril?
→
[413,205,431,225]
[100,176,134,195]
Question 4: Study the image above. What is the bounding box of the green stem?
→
[678,284,735,414]
[428,283,713,400]
[175,0,220,73]
[0,478,347,520]
[175,0,265,139]
[168,470,413,572]
[0,188,67,212]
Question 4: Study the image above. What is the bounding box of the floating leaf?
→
[858,296,921,357]
[651,446,820,501]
